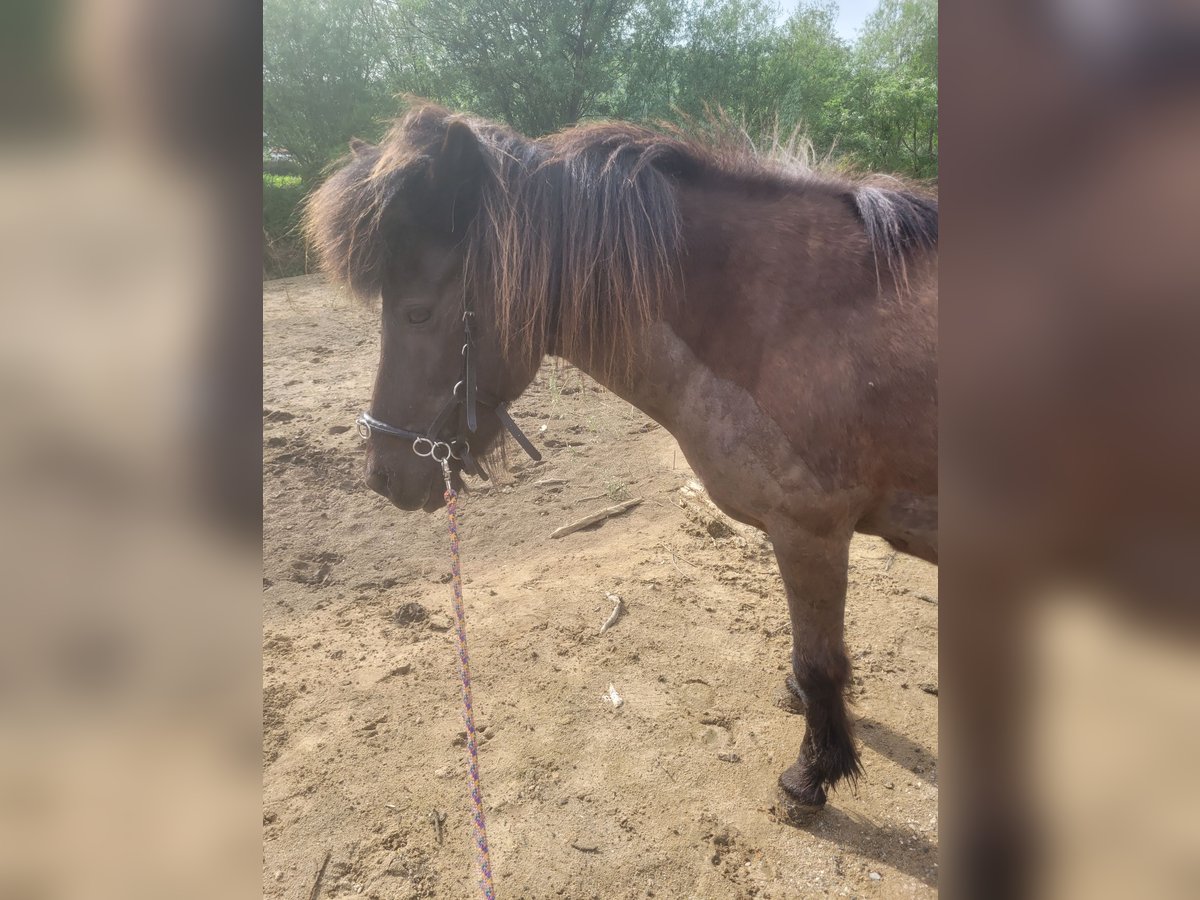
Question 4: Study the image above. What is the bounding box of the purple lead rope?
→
[443,482,496,899]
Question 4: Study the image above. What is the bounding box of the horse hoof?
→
[777,765,827,809]
[775,784,826,824]
[773,674,807,714]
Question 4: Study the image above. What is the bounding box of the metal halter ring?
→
[356,419,373,439]
[413,437,454,463]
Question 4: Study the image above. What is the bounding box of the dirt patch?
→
[264,274,939,898]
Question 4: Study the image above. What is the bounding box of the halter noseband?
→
[355,310,542,480]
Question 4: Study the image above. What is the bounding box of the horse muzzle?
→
[364,463,434,511]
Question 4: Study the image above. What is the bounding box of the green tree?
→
[264,0,939,178]
[263,0,395,178]
[263,0,940,278]
[607,0,690,121]
[672,0,780,132]
[765,2,852,156]
[392,0,644,136]
[840,0,937,178]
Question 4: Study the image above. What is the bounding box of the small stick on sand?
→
[550,498,643,539]
[307,850,332,900]
[598,594,624,634]
[662,545,699,576]
[429,808,447,845]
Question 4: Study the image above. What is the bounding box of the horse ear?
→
[435,120,481,182]
[428,119,484,232]
[348,137,372,157]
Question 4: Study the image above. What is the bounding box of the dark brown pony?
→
[305,102,937,810]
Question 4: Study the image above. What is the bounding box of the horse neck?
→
[553,177,883,432]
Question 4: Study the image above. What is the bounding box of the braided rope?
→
[444,485,496,900]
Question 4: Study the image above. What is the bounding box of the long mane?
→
[304,103,937,370]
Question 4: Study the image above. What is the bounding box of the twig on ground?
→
[429,809,447,845]
[655,756,677,782]
[550,498,643,538]
[307,850,331,900]
[662,544,700,576]
[598,594,624,634]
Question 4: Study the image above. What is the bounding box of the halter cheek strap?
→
[463,312,479,433]
[491,403,541,460]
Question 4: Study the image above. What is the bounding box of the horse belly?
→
[857,490,938,564]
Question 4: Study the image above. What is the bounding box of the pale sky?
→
[776,0,880,44]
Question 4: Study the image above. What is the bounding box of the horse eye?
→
[406,307,432,325]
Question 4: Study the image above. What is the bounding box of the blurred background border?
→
[0,1,1198,897]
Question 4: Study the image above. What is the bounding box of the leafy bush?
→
[263,174,308,279]
[263,156,302,177]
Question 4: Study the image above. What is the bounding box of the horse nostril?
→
[364,470,389,497]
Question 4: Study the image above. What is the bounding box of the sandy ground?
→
[263,275,939,898]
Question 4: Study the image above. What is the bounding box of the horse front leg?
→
[771,525,863,808]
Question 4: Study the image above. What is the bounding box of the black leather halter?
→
[355,310,542,480]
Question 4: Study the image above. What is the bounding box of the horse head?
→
[305,105,541,510]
